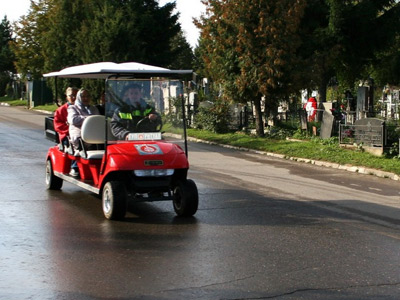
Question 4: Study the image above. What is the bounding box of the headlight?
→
[134,169,174,177]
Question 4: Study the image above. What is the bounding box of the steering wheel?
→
[136,115,163,132]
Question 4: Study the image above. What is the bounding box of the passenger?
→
[110,84,160,140]
[67,88,100,177]
[53,87,78,147]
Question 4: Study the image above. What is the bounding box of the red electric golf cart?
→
[44,62,198,220]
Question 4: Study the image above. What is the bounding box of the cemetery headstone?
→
[320,111,334,139]
[354,118,385,147]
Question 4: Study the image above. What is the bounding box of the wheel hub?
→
[103,189,111,214]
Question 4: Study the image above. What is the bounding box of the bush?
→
[193,100,232,133]
[386,122,400,157]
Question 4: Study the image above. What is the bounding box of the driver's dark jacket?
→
[110,103,155,140]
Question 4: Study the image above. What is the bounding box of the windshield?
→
[105,78,186,145]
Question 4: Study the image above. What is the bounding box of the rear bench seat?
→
[80,115,106,159]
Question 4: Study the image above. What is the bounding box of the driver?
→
[110,84,160,140]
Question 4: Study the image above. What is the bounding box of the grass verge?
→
[187,128,400,175]
[0,96,27,106]
[0,97,58,112]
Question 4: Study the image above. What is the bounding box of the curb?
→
[187,136,400,182]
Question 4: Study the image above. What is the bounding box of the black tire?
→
[102,181,127,220]
[173,179,199,217]
[46,159,63,190]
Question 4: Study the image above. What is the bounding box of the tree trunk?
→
[318,73,330,103]
[264,97,278,127]
[254,95,264,137]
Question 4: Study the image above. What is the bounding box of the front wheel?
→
[46,159,63,190]
[173,179,198,217]
[102,181,127,220]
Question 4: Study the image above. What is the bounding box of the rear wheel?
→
[102,181,127,220]
[46,159,63,190]
[173,179,198,217]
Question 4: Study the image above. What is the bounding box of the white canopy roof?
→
[43,62,192,79]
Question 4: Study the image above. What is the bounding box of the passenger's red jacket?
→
[53,103,70,143]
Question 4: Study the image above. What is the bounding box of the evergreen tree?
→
[0,16,15,72]
[0,16,15,95]
[13,0,52,80]
[327,0,400,86]
[372,34,400,86]
[296,0,334,101]
[168,31,194,70]
[13,0,193,75]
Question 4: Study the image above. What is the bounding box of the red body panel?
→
[46,141,189,189]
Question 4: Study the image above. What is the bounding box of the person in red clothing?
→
[53,87,78,146]
[305,96,317,122]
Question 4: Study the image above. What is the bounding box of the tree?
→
[13,0,193,73]
[168,31,194,70]
[73,0,183,66]
[295,0,335,102]
[40,0,85,74]
[197,0,306,136]
[371,34,400,86]
[13,0,194,100]
[0,16,15,95]
[12,0,52,80]
[327,0,400,87]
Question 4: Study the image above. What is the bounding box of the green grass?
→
[33,103,58,112]
[187,128,400,175]
[0,96,27,106]
[0,97,58,112]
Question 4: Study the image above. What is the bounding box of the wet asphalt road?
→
[1,106,400,300]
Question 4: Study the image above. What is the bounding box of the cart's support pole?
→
[181,83,188,158]
[55,77,59,106]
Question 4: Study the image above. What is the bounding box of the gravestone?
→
[300,110,308,130]
[357,86,368,119]
[354,118,385,147]
[320,111,334,139]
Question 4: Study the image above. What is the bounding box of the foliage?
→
[387,140,399,158]
[12,0,194,97]
[385,123,400,157]
[197,0,306,137]
[296,0,335,102]
[193,100,232,133]
[371,34,400,86]
[12,0,51,80]
[265,126,295,140]
[168,31,195,69]
[327,0,400,87]
[164,97,184,128]
[0,16,15,96]
[195,0,400,116]
[292,128,309,140]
